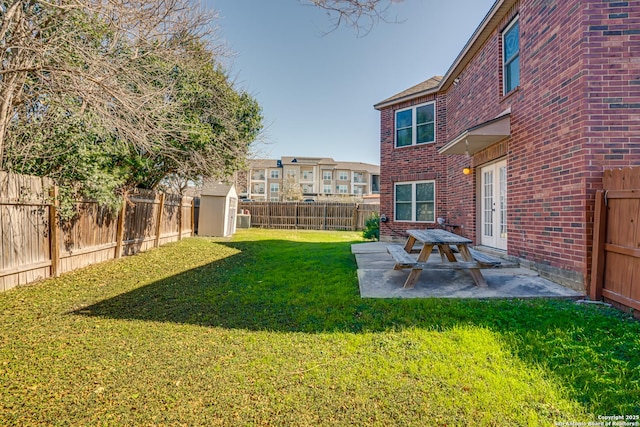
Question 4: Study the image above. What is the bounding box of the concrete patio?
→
[352,242,584,299]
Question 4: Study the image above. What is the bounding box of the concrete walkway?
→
[352,242,584,299]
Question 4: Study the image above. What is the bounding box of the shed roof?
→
[201,181,235,197]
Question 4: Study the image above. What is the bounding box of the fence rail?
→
[239,202,379,231]
[0,172,194,292]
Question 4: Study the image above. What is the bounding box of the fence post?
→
[48,187,60,277]
[590,190,607,301]
[178,196,183,241]
[324,204,328,230]
[114,196,127,259]
[191,198,195,236]
[352,204,359,231]
[154,193,165,248]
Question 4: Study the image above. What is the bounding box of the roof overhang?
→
[438,112,511,155]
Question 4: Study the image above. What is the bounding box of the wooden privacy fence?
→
[591,167,640,311]
[239,202,379,231]
[0,172,194,292]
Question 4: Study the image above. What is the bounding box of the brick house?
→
[374,0,639,291]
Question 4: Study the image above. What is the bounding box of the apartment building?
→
[239,157,380,201]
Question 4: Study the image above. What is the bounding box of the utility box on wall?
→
[198,181,237,237]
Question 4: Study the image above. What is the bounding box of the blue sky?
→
[207,0,496,165]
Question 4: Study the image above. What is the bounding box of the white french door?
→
[480,160,508,250]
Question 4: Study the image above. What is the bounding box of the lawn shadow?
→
[73,237,640,414]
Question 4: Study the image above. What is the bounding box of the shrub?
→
[362,212,380,241]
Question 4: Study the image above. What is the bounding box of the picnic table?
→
[387,229,502,289]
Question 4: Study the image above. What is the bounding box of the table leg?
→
[438,244,457,262]
[403,235,417,253]
[457,245,488,287]
[404,244,433,289]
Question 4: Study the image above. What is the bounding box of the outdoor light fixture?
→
[463,167,472,175]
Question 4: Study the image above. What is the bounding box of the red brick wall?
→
[379,93,448,239]
[378,0,640,290]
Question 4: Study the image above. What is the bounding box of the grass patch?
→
[1,228,639,425]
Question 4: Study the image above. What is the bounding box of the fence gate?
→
[591,167,640,311]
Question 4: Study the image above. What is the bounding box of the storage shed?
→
[198,181,238,237]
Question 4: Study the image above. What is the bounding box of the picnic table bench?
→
[387,229,504,289]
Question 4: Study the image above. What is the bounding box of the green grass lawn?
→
[1,228,639,426]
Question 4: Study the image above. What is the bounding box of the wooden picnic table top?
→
[406,229,472,245]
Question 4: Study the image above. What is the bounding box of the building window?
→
[287,170,296,178]
[503,16,520,94]
[394,181,435,222]
[302,184,313,193]
[302,170,313,181]
[270,170,280,179]
[253,183,265,195]
[395,102,435,148]
[252,170,266,181]
[323,185,332,194]
[270,183,279,193]
[338,171,348,181]
[337,185,348,194]
[323,171,332,181]
[270,197,279,202]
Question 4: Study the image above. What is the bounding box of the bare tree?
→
[303,0,403,34]
[282,175,303,201]
[0,0,217,169]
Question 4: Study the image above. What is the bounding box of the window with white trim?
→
[302,170,313,180]
[337,185,348,194]
[270,183,279,193]
[394,181,435,222]
[270,170,280,179]
[503,16,520,94]
[395,102,435,147]
[323,171,332,181]
[323,185,332,194]
[338,171,348,181]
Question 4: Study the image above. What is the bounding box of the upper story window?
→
[323,171,332,181]
[338,171,349,181]
[302,170,313,181]
[503,17,520,94]
[270,170,280,179]
[395,102,435,148]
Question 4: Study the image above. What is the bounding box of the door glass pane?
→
[483,171,494,237]
[499,166,508,239]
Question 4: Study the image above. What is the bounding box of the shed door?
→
[227,197,237,236]
[480,160,507,250]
